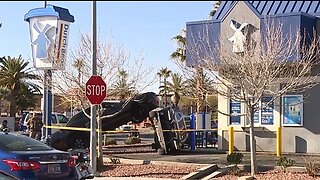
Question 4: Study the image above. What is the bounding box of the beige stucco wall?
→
[217,2,320,154]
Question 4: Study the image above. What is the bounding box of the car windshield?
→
[57,114,69,123]
[0,133,52,151]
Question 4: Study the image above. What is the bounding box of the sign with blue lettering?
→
[261,97,274,125]
[230,100,241,125]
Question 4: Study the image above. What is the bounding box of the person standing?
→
[26,113,43,140]
[0,120,9,132]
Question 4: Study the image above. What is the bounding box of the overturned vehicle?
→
[50,92,189,154]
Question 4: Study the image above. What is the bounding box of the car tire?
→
[68,134,89,149]
[157,148,165,155]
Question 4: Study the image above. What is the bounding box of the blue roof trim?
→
[51,5,75,22]
[260,11,318,20]
[24,5,74,23]
[212,1,320,20]
[24,5,59,21]
[186,19,221,26]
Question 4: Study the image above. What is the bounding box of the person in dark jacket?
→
[26,113,43,140]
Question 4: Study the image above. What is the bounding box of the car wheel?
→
[157,148,165,155]
[73,138,85,149]
[68,134,89,149]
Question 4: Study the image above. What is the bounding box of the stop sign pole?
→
[90,1,97,175]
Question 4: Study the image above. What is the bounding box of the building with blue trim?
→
[186,1,320,153]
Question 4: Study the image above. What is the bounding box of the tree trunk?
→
[249,107,257,175]
[196,66,205,113]
[9,97,16,118]
[164,79,168,107]
[173,92,180,109]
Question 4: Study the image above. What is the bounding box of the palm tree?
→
[0,56,40,117]
[170,29,186,63]
[16,84,39,114]
[157,67,171,107]
[109,69,136,101]
[73,58,85,85]
[171,2,221,112]
[167,73,185,109]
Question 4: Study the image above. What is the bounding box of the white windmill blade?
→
[239,22,248,31]
[45,27,55,43]
[229,20,237,31]
[33,21,42,33]
[43,24,52,33]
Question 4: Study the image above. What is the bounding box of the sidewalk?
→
[93,178,174,180]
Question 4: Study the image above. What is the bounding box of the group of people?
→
[1,113,43,140]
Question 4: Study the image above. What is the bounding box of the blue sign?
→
[282,95,303,126]
[230,100,241,125]
[253,109,259,124]
[261,97,274,125]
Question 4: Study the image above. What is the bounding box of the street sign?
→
[85,75,107,104]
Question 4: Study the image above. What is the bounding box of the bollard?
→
[202,112,206,147]
[277,126,282,157]
[190,113,196,151]
[228,126,234,155]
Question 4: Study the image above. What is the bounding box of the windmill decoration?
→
[228,20,258,53]
[32,21,55,60]
[24,5,74,70]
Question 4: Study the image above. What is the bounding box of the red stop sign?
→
[86,75,107,104]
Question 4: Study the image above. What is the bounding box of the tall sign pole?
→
[90,0,97,174]
[25,1,74,143]
[42,1,48,142]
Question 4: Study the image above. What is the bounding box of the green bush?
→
[227,152,244,165]
[226,152,244,176]
[103,137,117,145]
[124,137,141,144]
[276,156,295,169]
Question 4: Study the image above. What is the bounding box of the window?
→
[244,96,274,126]
[253,97,274,125]
[51,115,57,124]
[282,95,303,126]
[261,97,274,125]
[230,100,241,125]
[57,114,69,123]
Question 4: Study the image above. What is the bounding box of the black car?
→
[51,92,159,151]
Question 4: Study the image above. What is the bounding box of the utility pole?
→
[90,0,97,174]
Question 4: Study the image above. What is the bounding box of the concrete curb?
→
[207,164,307,179]
[103,157,209,166]
[103,157,216,179]
[180,164,218,180]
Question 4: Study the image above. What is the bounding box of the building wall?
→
[218,82,320,154]
[215,1,320,154]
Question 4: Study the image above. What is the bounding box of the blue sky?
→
[0,1,214,92]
